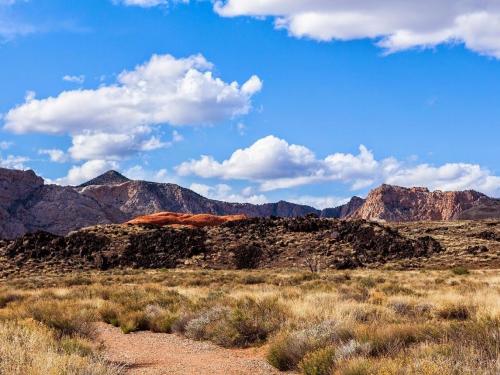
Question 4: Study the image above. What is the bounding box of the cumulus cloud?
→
[62,75,85,84]
[123,165,174,183]
[386,163,500,196]
[190,183,268,204]
[288,196,349,210]
[5,54,261,133]
[38,148,67,163]
[54,160,119,186]
[0,154,29,169]
[4,54,260,161]
[214,1,500,58]
[176,135,387,191]
[177,135,500,196]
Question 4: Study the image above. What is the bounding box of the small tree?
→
[304,254,321,273]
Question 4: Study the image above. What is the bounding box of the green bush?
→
[299,346,336,375]
[436,303,474,320]
[267,320,353,371]
[119,311,148,334]
[451,266,469,275]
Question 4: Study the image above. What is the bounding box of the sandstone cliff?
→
[350,184,499,221]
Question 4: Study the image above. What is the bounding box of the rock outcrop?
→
[126,212,247,227]
[350,184,499,221]
[0,216,445,272]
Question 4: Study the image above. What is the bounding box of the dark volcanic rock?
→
[0,217,445,272]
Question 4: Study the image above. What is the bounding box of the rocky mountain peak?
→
[350,184,492,221]
[78,170,130,187]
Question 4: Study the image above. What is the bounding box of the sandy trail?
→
[95,322,284,375]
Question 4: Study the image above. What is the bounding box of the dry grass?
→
[0,268,499,374]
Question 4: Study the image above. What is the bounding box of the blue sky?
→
[1,0,499,208]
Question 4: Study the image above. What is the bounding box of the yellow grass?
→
[0,268,498,374]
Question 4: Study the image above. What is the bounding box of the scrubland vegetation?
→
[0,268,498,374]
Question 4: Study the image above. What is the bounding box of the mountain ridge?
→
[1,167,499,239]
[0,167,342,239]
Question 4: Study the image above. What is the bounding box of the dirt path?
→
[95,323,285,375]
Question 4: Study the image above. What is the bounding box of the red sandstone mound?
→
[126,212,247,228]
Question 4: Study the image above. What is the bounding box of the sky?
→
[0,0,499,208]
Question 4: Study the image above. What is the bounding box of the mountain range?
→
[1,167,499,239]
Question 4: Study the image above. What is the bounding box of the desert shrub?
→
[0,320,121,375]
[60,336,94,357]
[241,274,266,284]
[356,323,439,356]
[119,311,148,334]
[185,306,239,346]
[98,302,121,327]
[229,297,288,346]
[267,320,353,370]
[381,283,416,296]
[358,277,377,289]
[27,300,95,337]
[368,291,386,305]
[233,243,263,269]
[451,266,470,275]
[299,346,336,375]
[446,317,500,362]
[336,340,371,361]
[143,304,178,333]
[345,304,391,323]
[0,292,23,308]
[185,297,287,347]
[335,357,373,375]
[436,303,475,320]
[388,300,433,318]
[171,312,196,334]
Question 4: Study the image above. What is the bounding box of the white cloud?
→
[123,165,175,183]
[177,135,318,181]
[177,135,500,197]
[0,154,29,169]
[68,128,182,161]
[4,54,260,161]
[5,54,261,133]
[176,135,384,191]
[0,141,12,150]
[62,75,85,84]
[214,1,500,58]
[190,183,268,204]
[113,0,168,8]
[38,148,67,163]
[235,122,246,135]
[0,1,36,40]
[288,196,349,210]
[386,163,500,196]
[54,160,119,186]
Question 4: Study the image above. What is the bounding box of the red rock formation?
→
[350,184,492,221]
[126,211,247,227]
